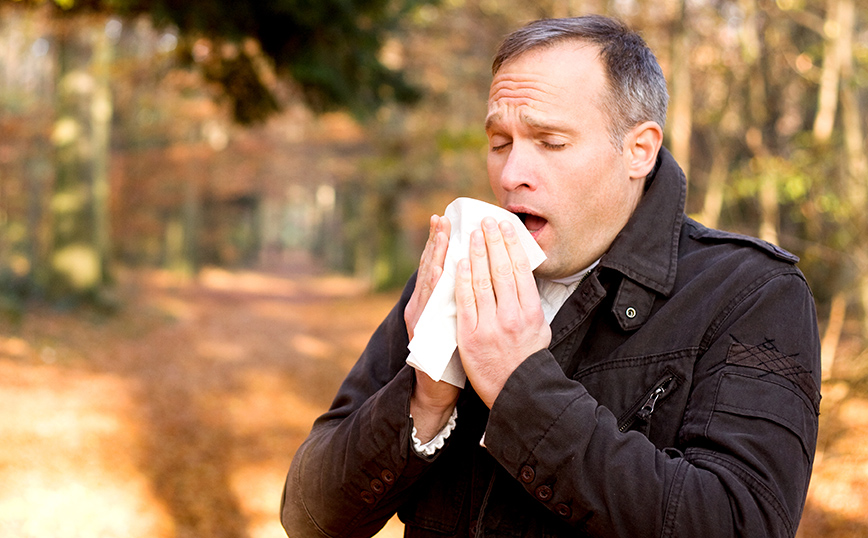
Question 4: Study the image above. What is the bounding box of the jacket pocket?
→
[618,368,683,437]
[701,372,819,531]
[711,372,818,459]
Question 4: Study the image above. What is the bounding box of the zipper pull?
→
[636,377,674,421]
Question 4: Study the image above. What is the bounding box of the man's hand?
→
[405,214,450,342]
[455,217,551,409]
[405,215,460,443]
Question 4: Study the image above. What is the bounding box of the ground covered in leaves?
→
[0,256,865,537]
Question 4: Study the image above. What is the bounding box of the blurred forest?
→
[1,0,868,536]
[1,0,867,345]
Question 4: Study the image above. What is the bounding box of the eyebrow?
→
[524,115,575,134]
[484,112,503,133]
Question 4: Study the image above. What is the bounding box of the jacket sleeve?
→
[281,275,439,538]
[483,268,821,538]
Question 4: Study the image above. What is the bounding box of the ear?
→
[623,121,663,180]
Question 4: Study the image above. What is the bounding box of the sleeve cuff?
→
[410,406,458,456]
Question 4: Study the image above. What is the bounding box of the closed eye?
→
[541,141,566,150]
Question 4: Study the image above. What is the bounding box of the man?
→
[282,15,821,538]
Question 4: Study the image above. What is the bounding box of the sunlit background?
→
[1,0,866,536]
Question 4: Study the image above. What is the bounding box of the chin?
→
[532,261,557,280]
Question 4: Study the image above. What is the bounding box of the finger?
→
[431,216,451,275]
[455,257,478,331]
[406,215,450,340]
[416,215,449,295]
[469,228,497,320]
[414,215,438,285]
[481,217,519,312]
[499,220,541,308]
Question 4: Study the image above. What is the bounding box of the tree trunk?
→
[813,0,843,143]
[833,0,868,337]
[820,291,847,380]
[697,138,730,229]
[757,171,780,245]
[91,19,114,285]
[181,159,200,274]
[836,0,865,206]
[667,0,692,181]
[741,1,780,244]
[859,253,868,340]
[48,19,112,302]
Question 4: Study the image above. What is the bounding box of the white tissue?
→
[406,197,547,387]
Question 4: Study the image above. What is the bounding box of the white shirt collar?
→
[549,259,600,285]
[536,259,600,324]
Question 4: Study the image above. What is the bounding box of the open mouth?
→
[514,212,548,236]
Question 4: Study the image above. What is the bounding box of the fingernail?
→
[500,221,515,236]
[482,217,497,230]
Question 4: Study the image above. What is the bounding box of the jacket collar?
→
[598,147,685,298]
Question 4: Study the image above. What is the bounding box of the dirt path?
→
[0,257,403,538]
[0,257,865,537]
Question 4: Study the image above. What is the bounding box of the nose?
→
[493,142,536,193]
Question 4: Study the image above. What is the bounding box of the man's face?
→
[486,42,645,280]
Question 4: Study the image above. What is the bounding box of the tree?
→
[46,16,116,302]
[2,0,432,304]
[9,0,430,124]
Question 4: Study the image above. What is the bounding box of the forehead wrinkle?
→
[488,76,561,100]
[486,98,576,136]
[487,73,571,132]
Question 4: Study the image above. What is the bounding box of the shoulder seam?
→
[700,268,807,353]
[685,219,799,264]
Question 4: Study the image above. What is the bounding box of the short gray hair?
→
[493,15,669,151]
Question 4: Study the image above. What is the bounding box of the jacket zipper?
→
[619,374,677,433]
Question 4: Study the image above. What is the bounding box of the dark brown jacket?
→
[282,148,821,537]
